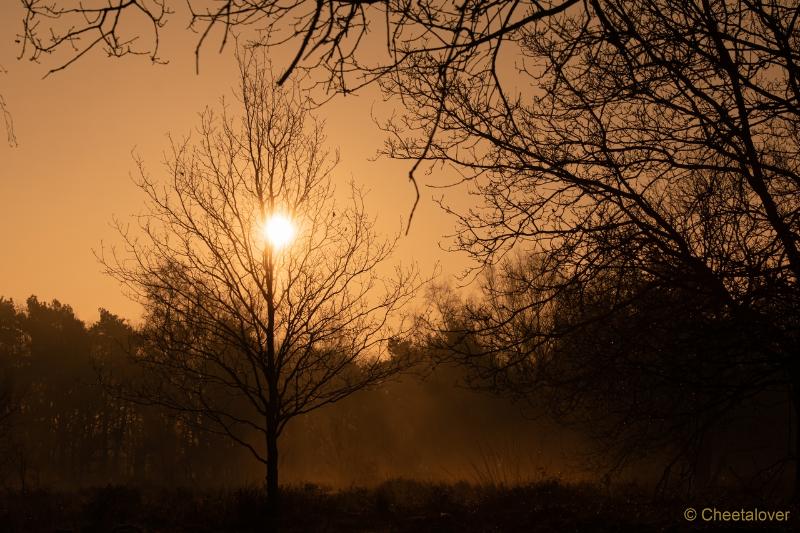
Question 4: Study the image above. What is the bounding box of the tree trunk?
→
[266,417,280,530]
[264,227,280,528]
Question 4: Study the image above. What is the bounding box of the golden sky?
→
[0,3,470,322]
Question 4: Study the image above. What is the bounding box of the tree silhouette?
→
[100,49,419,517]
[398,0,800,494]
[0,295,261,489]
[0,299,23,449]
[435,255,792,492]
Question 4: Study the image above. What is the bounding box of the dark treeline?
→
[0,296,241,488]
[0,295,576,492]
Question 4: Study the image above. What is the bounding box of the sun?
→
[262,213,296,249]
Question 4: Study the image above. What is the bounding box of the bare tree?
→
[408,0,800,494]
[100,49,419,514]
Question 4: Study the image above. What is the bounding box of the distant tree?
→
[88,309,142,481]
[0,294,245,488]
[0,299,24,443]
[437,256,792,491]
[100,49,420,517]
[0,297,97,486]
[22,296,95,482]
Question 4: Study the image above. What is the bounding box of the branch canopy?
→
[101,49,420,464]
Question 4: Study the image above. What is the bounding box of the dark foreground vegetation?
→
[3,479,797,533]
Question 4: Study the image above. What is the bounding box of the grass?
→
[0,479,797,532]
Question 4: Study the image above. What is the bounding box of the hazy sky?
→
[0,3,470,323]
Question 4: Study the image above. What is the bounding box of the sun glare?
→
[262,213,296,249]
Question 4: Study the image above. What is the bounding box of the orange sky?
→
[0,3,471,323]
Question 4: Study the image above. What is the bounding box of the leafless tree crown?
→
[100,51,420,484]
